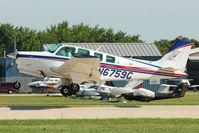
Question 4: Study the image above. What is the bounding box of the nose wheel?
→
[13,82,21,89]
[60,83,80,97]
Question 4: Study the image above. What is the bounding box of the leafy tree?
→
[0,23,17,56]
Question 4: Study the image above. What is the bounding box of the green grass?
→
[0,92,199,106]
[0,118,199,133]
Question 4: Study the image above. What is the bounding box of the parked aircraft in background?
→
[76,84,100,98]
[28,77,61,88]
[97,80,153,102]
[75,80,149,102]
[28,78,61,95]
[124,78,189,101]
[8,37,193,98]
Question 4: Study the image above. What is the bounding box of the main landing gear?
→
[60,83,80,97]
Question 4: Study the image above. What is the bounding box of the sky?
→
[0,0,199,42]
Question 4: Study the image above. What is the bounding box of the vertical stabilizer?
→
[125,80,143,89]
[154,38,193,71]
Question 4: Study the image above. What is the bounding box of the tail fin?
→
[125,80,143,89]
[155,38,194,71]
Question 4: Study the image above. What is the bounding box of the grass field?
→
[0,118,199,133]
[0,92,199,106]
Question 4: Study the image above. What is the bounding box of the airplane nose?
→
[7,52,18,59]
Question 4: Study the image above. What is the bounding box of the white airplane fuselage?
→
[8,38,192,97]
[15,45,186,82]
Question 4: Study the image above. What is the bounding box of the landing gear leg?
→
[70,83,80,93]
[46,90,49,96]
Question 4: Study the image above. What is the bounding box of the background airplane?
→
[97,80,151,102]
[28,77,61,88]
[28,77,61,95]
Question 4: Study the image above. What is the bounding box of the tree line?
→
[0,21,143,57]
[0,21,198,57]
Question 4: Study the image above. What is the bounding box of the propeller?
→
[7,38,21,88]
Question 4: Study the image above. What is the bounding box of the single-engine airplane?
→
[28,77,61,95]
[8,37,193,97]
[28,77,61,88]
[97,80,154,102]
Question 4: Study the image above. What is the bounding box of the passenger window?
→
[94,52,103,61]
[78,48,90,55]
[56,46,75,57]
[106,55,115,63]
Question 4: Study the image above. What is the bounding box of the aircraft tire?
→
[8,90,13,94]
[13,82,21,89]
[60,86,73,97]
[60,86,69,97]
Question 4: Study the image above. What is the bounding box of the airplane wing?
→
[51,55,101,84]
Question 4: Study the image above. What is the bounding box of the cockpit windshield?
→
[45,44,62,53]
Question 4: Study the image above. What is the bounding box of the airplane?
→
[97,80,155,102]
[76,84,100,98]
[123,78,189,101]
[75,80,145,101]
[7,37,193,97]
[28,77,61,95]
[28,77,61,88]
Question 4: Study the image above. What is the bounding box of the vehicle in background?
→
[0,82,21,94]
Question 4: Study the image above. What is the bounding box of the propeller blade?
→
[7,52,18,59]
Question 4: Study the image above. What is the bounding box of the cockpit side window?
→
[78,48,90,55]
[45,44,62,53]
[56,46,75,57]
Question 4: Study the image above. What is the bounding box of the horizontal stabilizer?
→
[159,67,185,72]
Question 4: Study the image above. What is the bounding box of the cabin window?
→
[94,52,103,61]
[56,46,75,57]
[78,48,90,55]
[45,44,62,53]
[106,55,115,63]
